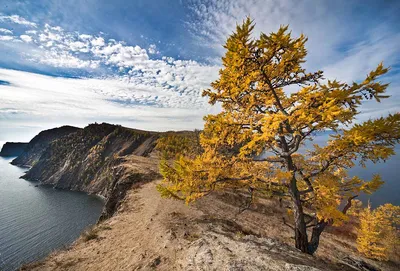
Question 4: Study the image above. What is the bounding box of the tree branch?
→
[253,157,285,163]
[288,135,302,155]
[342,195,358,214]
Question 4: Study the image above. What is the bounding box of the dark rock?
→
[341,256,380,271]
[0,142,28,157]
[150,256,162,268]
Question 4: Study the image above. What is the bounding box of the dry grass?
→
[81,226,99,242]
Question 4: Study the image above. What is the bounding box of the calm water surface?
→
[304,134,400,207]
[0,156,104,271]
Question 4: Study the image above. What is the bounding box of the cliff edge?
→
[14,123,161,218]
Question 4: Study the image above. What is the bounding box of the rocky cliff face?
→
[0,142,28,157]
[17,123,161,218]
[11,126,80,166]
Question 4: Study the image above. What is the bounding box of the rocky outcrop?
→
[0,142,28,157]
[16,123,161,218]
[11,126,80,167]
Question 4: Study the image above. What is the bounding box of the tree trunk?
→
[292,194,309,253]
[308,220,327,254]
[289,173,309,253]
[282,137,311,254]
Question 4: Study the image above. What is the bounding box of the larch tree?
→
[157,18,400,254]
[357,203,400,260]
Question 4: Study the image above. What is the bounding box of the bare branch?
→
[342,195,358,214]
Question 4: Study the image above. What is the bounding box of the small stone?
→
[150,256,161,268]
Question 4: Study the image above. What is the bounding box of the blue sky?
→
[0,0,400,142]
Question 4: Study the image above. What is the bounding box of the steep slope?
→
[23,181,396,271]
[20,123,161,217]
[0,142,28,157]
[11,126,80,166]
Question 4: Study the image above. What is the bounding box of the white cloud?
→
[20,35,32,43]
[35,51,99,69]
[0,22,220,99]
[25,30,37,35]
[0,35,14,41]
[91,43,123,56]
[45,24,63,32]
[0,28,12,34]
[105,45,149,67]
[148,44,159,54]
[0,14,37,27]
[0,6,398,136]
[91,37,105,46]
[184,0,400,96]
[69,41,88,52]
[79,34,92,40]
[39,31,63,42]
[0,68,218,134]
[185,1,399,71]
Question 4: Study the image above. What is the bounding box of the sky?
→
[0,0,400,142]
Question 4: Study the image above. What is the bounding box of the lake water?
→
[0,156,104,271]
[303,133,400,207]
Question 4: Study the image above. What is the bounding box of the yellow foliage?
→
[357,204,400,261]
[156,131,202,159]
[156,17,400,254]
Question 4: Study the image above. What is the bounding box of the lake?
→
[304,133,400,207]
[0,156,104,271]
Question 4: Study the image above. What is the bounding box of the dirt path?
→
[25,180,202,270]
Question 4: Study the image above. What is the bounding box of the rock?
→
[341,256,380,271]
[181,228,322,271]
[150,256,162,268]
[0,142,28,157]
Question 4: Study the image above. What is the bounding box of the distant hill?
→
[0,142,28,157]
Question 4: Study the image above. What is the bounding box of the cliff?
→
[11,126,80,167]
[0,142,28,157]
[17,123,161,218]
